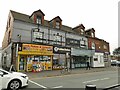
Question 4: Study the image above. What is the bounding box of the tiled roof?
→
[10,10,33,23]
[10,10,75,34]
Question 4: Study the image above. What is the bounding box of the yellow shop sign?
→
[22,44,53,53]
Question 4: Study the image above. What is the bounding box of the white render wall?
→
[92,52,104,67]
[12,20,66,44]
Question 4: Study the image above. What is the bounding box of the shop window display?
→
[32,56,43,72]
[32,56,52,72]
[53,54,65,70]
[21,55,52,72]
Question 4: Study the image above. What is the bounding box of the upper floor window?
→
[54,33,61,42]
[56,21,60,29]
[103,45,107,49]
[80,38,86,48]
[91,32,94,37]
[36,16,42,24]
[81,29,84,35]
[32,29,44,43]
[53,33,62,45]
[92,42,95,49]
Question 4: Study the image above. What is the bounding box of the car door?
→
[0,69,11,89]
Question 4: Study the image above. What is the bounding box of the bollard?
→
[85,84,96,90]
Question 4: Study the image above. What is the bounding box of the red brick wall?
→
[88,37,110,53]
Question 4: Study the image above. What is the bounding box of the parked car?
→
[0,68,28,90]
[111,60,120,67]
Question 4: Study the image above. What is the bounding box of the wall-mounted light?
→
[17,34,21,38]
[17,34,21,42]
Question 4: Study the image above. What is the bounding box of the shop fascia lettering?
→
[22,44,52,51]
[54,47,71,52]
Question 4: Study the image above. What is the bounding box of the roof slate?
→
[10,10,74,33]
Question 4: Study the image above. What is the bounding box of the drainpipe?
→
[11,43,14,65]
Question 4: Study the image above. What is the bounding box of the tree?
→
[113,47,120,55]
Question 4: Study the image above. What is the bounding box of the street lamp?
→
[66,52,70,72]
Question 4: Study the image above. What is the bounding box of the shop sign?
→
[53,46,71,54]
[22,44,53,54]
[32,28,44,43]
[66,38,80,47]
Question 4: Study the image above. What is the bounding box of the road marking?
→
[100,78,109,80]
[52,86,63,88]
[83,79,100,83]
[105,84,120,88]
[83,78,110,83]
[29,80,47,89]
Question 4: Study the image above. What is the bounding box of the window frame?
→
[36,16,42,24]
[56,21,60,29]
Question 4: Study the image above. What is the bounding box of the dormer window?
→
[56,21,60,29]
[36,16,42,24]
[91,32,94,37]
[81,29,84,35]
[30,9,45,25]
[50,16,62,29]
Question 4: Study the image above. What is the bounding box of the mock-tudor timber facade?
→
[2,9,110,71]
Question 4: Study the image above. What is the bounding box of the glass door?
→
[19,56,26,71]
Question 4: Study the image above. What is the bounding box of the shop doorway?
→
[19,56,26,71]
[73,56,88,68]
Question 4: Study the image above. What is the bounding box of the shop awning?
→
[71,48,95,57]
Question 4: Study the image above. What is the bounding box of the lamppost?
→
[66,52,70,72]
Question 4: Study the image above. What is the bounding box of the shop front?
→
[17,43,53,72]
[92,52,104,67]
[71,48,95,68]
[53,46,71,70]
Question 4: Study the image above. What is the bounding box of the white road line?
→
[83,78,110,83]
[105,84,120,88]
[100,78,109,80]
[52,86,63,88]
[29,80,47,89]
[83,79,100,83]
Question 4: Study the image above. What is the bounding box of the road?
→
[22,70,119,89]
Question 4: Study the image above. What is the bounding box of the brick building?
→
[1,9,110,72]
[85,28,110,67]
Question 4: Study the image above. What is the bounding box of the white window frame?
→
[56,22,60,29]
[36,16,42,24]
[91,32,94,37]
[81,29,84,35]
[92,42,95,49]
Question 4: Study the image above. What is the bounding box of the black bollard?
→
[85,84,96,90]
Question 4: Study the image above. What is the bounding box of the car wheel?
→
[8,79,21,90]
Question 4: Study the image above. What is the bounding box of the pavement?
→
[24,66,118,79]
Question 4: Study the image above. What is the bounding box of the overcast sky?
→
[0,0,118,54]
